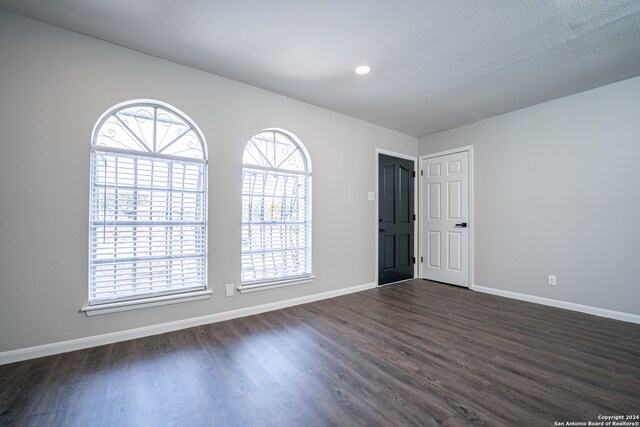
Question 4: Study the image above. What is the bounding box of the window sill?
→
[237,276,315,294]
[80,289,213,317]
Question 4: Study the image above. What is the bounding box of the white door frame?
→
[375,148,419,286]
[418,146,475,289]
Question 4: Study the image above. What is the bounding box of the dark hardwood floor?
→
[1,280,639,426]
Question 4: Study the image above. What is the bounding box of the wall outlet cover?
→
[225,283,235,297]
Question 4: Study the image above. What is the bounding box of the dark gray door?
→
[378,154,415,285]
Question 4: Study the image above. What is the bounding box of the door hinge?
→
[412,256,416,264]
[413,213,416,221]
[421,256,424,263]
[420,170,424,176]
[412,171,416,178]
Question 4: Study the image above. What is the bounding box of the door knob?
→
[379,227,386,232]
[454,222,467,228]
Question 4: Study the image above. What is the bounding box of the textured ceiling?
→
[1,0,639,137]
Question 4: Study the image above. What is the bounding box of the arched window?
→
[241,129,312,287]
[88,100,208,306]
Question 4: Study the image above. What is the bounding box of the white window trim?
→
[81,289,212,316]
[237,275,316,294]
[88,99,209,308]
[241,128,313,286]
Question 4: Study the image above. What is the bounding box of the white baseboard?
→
[0,282,377,366]
[473,285,640,325]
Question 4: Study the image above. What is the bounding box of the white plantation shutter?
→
[241,130,312,284]
[89,100,207,305]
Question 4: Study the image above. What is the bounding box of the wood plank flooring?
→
[1,280,639,426]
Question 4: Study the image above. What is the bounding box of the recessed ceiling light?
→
[355,65,371,75]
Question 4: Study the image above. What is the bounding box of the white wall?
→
[0,11,418,353]
[420,76,640,316]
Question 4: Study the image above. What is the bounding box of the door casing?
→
[418,146,474,289]
[375,149,418,286]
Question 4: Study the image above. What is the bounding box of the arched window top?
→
[243,129,310,173]
[93,99,207,161]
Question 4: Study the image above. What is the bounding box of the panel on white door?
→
[428,231,441,268]
[447,231,462,271]
[428,183,441,220]
[447,160,461,175]
[447,180,461,220]
[420,151,469,287]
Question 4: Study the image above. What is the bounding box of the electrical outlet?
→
[548,275,557,286]
[225,283,235,297]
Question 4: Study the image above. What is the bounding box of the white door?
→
[420,151,469,287]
